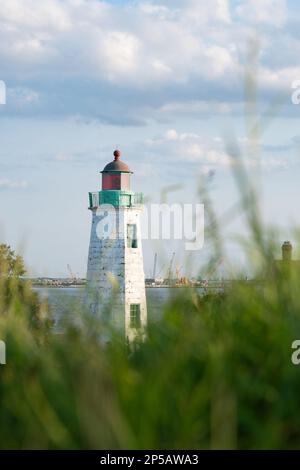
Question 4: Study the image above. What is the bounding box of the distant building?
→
[282,241,293,262]
[274,241,300,272]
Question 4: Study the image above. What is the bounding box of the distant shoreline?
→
[32,284,200,289]
[32,284,223,290]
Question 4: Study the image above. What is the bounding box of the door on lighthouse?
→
[130,304,141,328]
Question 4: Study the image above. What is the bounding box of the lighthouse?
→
[86,150,147,342]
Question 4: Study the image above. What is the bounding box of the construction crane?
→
[67,264,76,282]
[175,264,189,286]
[167,252,176,284]
[175,264,182,282]
[152,253,158,280]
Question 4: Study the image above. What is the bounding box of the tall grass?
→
[1,234,300,449]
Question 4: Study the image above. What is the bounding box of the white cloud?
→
[158,100,234,116]
[182,0,231,25]
[236,0,287,28]
[147,129,232,167]
[258,65,300,92]
[145,129,291,171]
[0,179,28,190]
[165,129,179,141]
[0,0,297,122]
[54,153,73,162]
[100,31,141,81]
[0,0,71,31]
[0,0,239,87]
[8,87,40,107]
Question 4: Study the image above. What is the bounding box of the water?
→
[34,287,180,326]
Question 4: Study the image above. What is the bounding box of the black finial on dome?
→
[114,149,121,160]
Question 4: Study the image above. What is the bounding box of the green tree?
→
[0,244,50,333]
[0,244,26,277]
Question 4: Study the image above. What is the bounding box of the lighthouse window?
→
[130,304,141,328]
[127,224,138,248]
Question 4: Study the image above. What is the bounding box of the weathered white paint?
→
[86,204,147,342]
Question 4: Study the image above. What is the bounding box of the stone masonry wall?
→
[86,204,147,340]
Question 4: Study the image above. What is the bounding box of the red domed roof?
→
[102,150,132,173]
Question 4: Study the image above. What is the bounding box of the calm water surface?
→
[34,287,189,326]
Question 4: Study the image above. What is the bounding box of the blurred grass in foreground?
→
[1,244,300,449]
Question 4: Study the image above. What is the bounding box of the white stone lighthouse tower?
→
[86,150,147,342]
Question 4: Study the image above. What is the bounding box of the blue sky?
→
[0,0,300,277]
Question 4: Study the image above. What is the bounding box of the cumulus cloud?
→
[144,128,291,172]
[236,0,287,28]
[0,0,297,123]
[0,179,28,190]
[157,100,235,117]
[8,87,40,106]
[146,129,233,169]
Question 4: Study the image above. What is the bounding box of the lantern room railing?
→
[89,191,144,209]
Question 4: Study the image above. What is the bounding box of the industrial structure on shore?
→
[274,241,300,271]
[86,150,147,342]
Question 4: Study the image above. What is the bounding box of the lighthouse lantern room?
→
[101,150,131,191]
